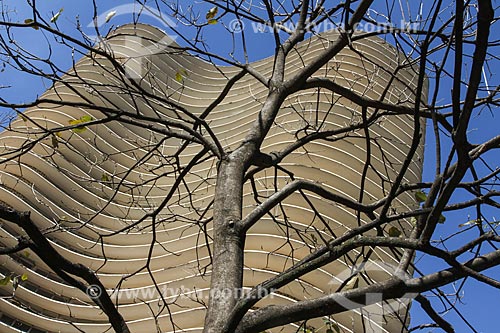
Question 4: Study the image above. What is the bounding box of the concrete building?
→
[0,24,425,332]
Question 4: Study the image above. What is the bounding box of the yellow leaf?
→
[21,273,28,281]
[175,72,183,82]
[175,69,188,83]
[207,19,218,25]
[206,6,218,20]
[19,113,28,122]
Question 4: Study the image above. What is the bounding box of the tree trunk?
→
[203,156,246,333]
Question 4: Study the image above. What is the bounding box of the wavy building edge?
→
[0,23,426,333]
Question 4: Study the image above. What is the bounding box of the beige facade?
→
[0,24,425,332]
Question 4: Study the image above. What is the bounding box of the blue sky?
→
[0,1,498,332]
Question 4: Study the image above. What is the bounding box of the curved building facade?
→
[0,24,425,332]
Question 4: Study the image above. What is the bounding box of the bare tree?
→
[0,1,498,333]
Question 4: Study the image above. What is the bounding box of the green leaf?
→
[415,191,427,203]
[206,6,218,20]
[50,8,63,23]
[69,122,87,133]
[24,18,39,30]
[72,127,87,134]
[69,115,94,133]
[20,273,28,281]
[80,115,93,122]
[101,174,111,182]
[207,18,218,25]
[0,276,10,286]
[388,226,402,237]
[438,214,446,224]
